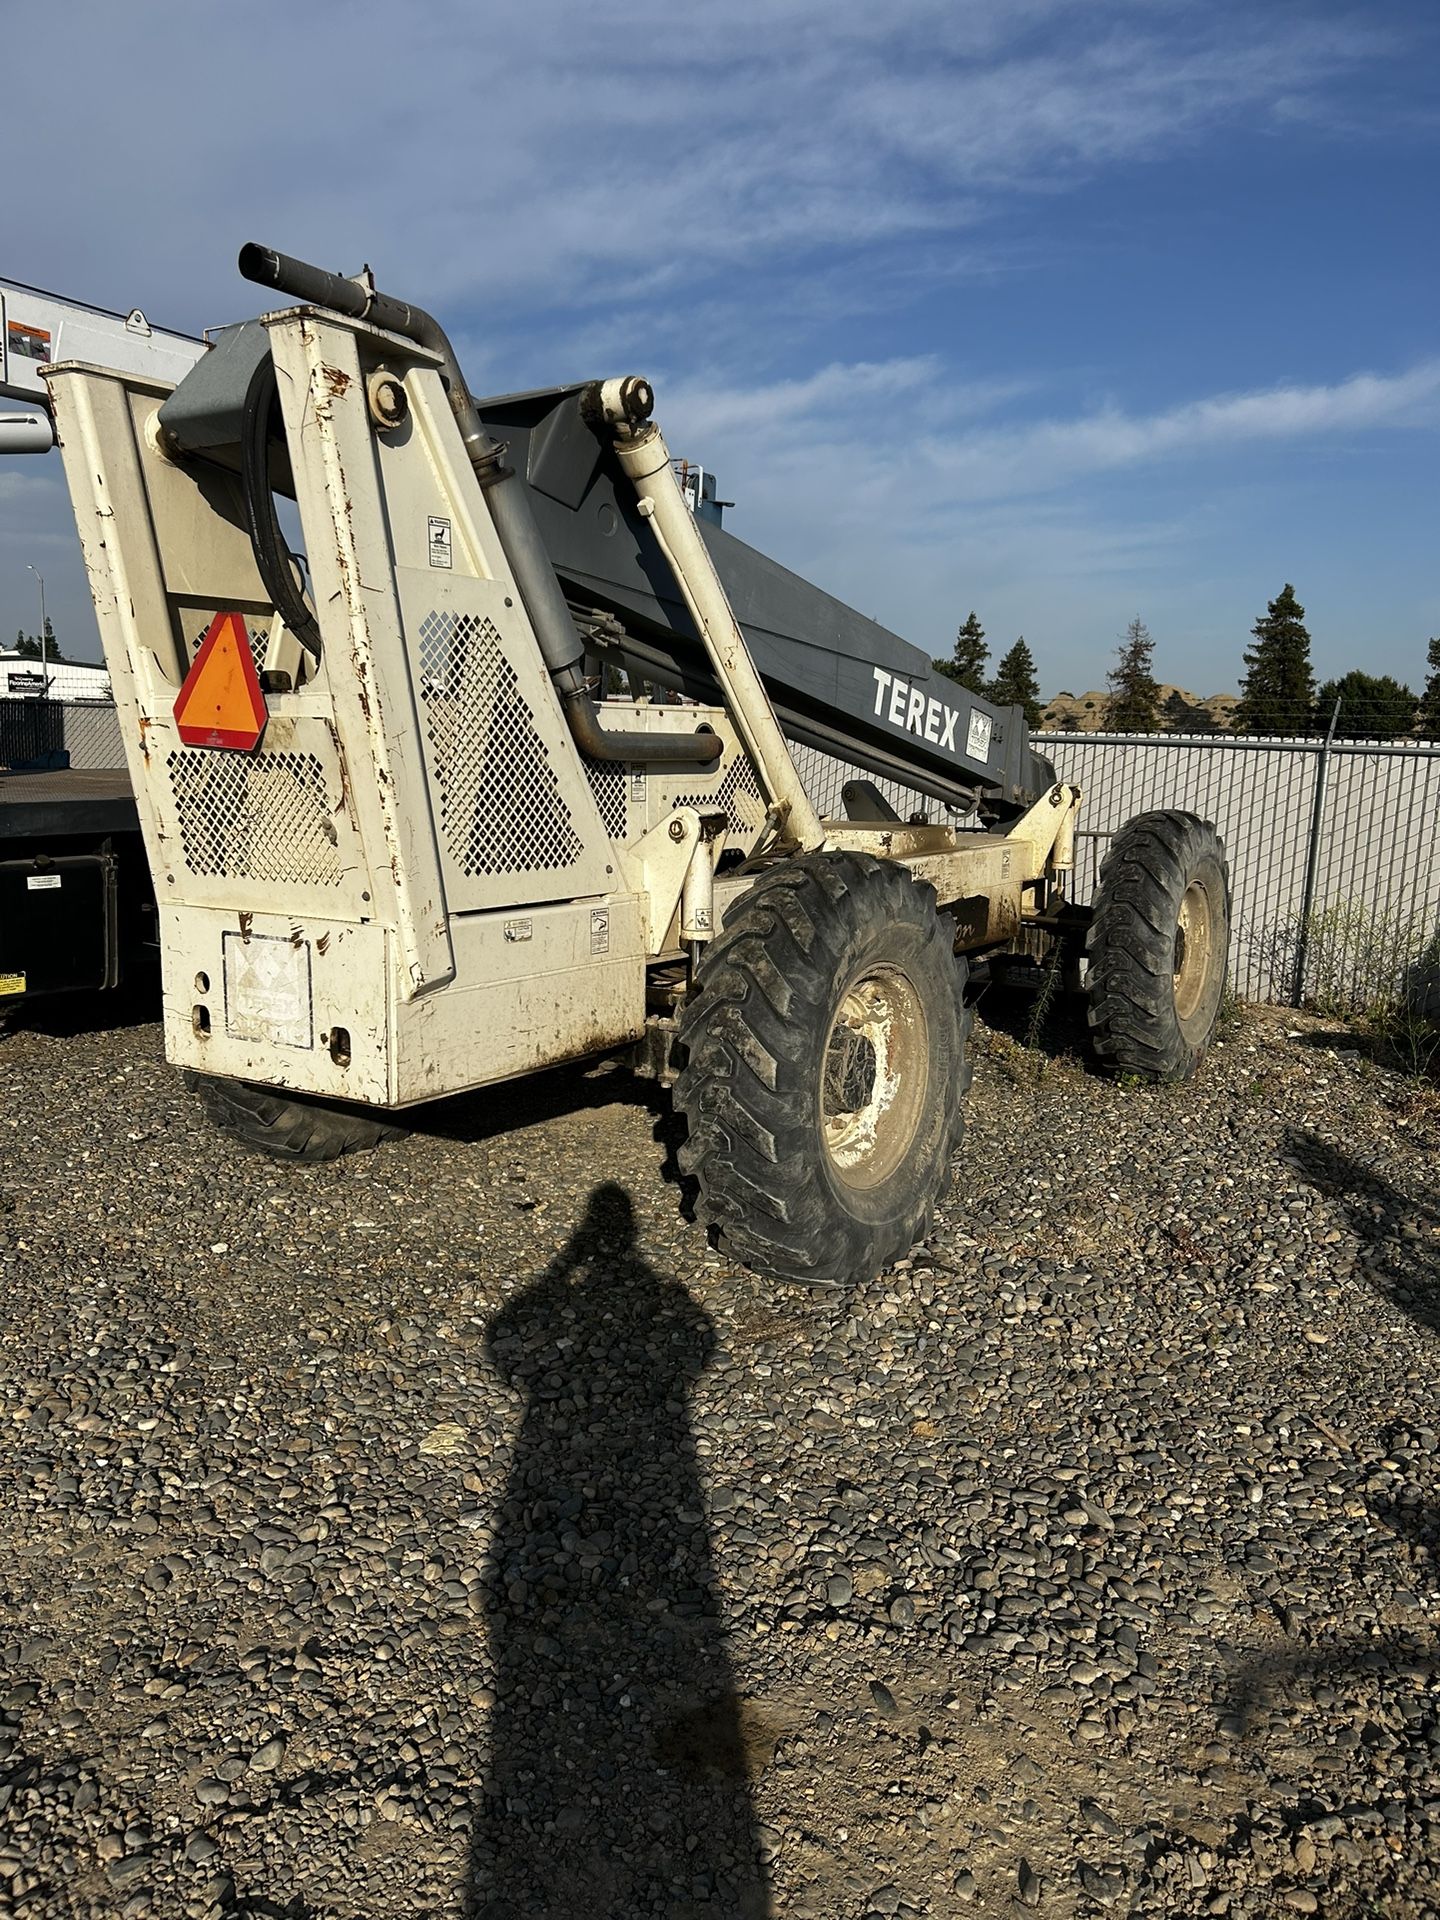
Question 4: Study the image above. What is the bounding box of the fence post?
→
[1292,698,1342,1008]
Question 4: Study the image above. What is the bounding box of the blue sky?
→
[1,0,1436,697]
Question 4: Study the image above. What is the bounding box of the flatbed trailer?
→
[0,767,154,1005]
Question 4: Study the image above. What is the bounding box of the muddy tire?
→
[675,853,969,1288]
[1086,810,1230,1082]
[184,1072,404,1162]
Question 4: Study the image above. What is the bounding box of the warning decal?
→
[427,517,453,569]
[6,320,51,363]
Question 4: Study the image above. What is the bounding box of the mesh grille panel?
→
[581,758,629,838]
[418,610,582,877]
[166,750,342,886]
[673,755,765,834]
[188,613,268,675]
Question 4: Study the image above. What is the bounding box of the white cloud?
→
[0,2,1387,337]
[916,361,1440,498]
[664,356,1440,513]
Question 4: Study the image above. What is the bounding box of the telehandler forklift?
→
[40,246,1230,1287]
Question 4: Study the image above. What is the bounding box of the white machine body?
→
[44,309,768,1106]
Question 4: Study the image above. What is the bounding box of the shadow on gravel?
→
[408,1057,700,1222]
[465,1183,769,1919]
[1219,1127,1440,1879]
[970,970,1101,1073]
[1284,1127,1440,1338]
[0,975,160,1038]
[408,1058,667,1149]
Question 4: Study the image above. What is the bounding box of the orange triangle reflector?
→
[174,613,268,750]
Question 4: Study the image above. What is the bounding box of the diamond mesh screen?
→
[187,613,268,675]
[673,754,764,834]
[418,610,582,877]
[581,758,629,838]
[166,750,342,887]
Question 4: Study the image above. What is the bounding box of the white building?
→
[0,648,112,701]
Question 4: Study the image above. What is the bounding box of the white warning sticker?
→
[427,516,453,569]
[590,909,610,956]
[966,709,993,762]
[26,873,62,891]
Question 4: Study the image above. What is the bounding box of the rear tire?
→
[184,1072,403,1162]
[1086,810,1230,1082]
[675,853,969,1288]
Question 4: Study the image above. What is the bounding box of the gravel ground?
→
[1,995,1437,1919]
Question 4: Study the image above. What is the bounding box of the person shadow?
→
[465,1183,771,1919]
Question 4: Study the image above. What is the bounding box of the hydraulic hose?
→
[238,243,713,764]
[240,354,322,659]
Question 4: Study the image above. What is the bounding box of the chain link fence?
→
[1039,729,1440,1010]
[9,698,1436,1014]
[0,697,125,772]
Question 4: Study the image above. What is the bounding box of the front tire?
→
[675,853,969,1288]
[1086,810,1231,1081]
[184,1072,403,1162]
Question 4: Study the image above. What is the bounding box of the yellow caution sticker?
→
[0,972,26,996]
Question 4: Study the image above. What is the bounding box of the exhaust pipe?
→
[238,245,717,766]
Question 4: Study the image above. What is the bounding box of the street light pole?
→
[25,564,46,695]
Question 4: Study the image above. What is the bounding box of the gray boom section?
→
[477,385,1045,807]
[157,335,1050,808]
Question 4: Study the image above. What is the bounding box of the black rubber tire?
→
[1086,809,1231,1082]
[184,1072,404,1163]
[674,852,970,1288]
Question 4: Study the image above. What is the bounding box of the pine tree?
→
[988,637,1043,731]
[1235,584,1314,734]
[1420,637,1440,739]
[13,619,65,663]
[1106,617,1160,733]
[933,610,990,694]
[1313,670,1417,740]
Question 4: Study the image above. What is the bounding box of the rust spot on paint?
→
[322,365,352,398]
[238,910,253,943]
[316,932,331,956]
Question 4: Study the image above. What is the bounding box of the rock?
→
[248,1736,287,1773]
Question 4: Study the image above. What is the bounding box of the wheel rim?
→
[1174,880,1216,1027]
[821,965,930,1190]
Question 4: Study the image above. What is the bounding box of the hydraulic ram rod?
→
[597,382,824,850]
